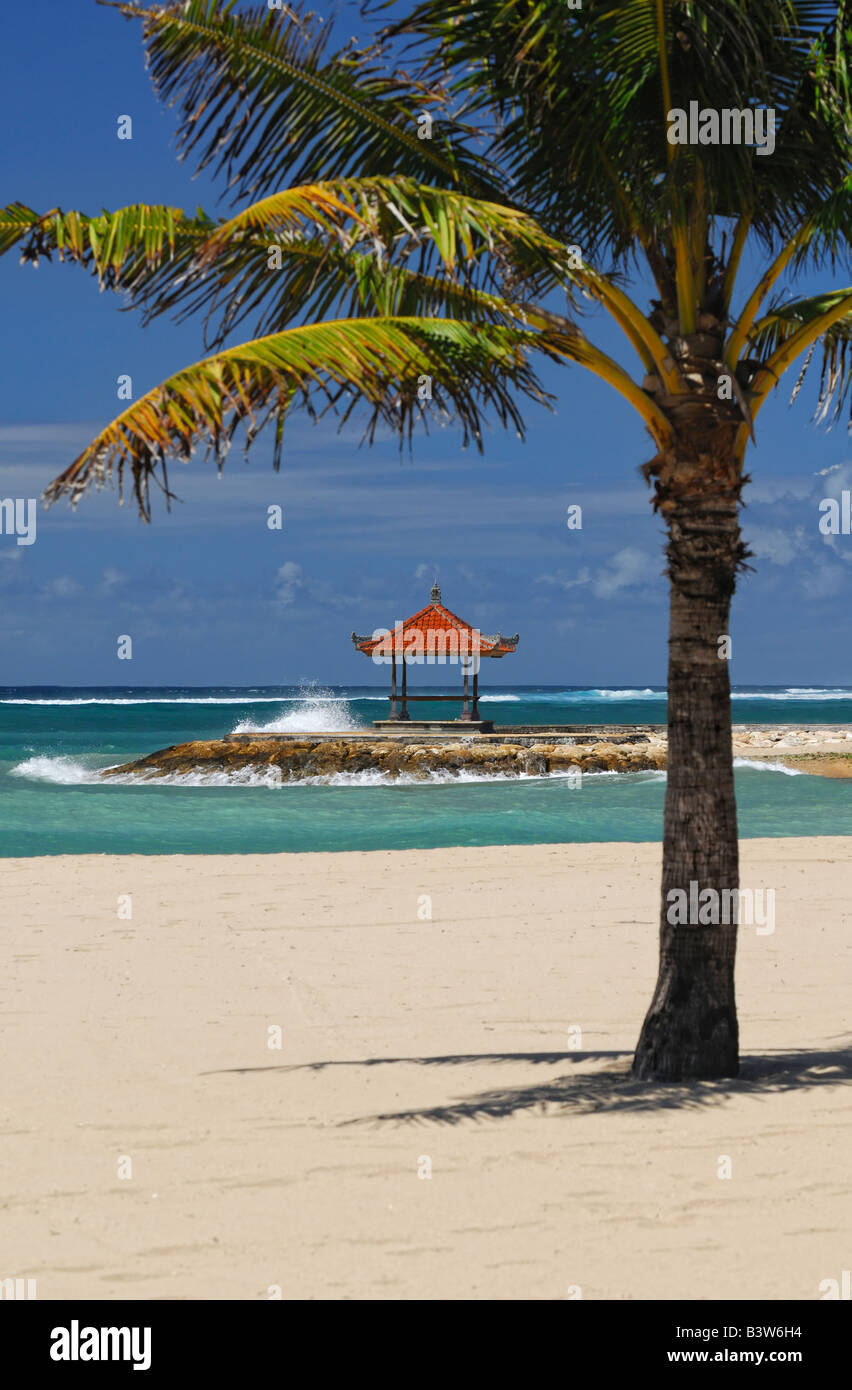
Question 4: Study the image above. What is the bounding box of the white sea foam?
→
[107,766,616,789]
[9,756,289,788]
[11,754,802,790]
[732,688,852,701]
[590,687,658,699]
[10,755,101,784]
[0,696,297,706]
[733,757,805,776]
[9,754,653,790]
[106,765,288,789]
[487,686,852,704]
[481,689,663,702]
[231,686,365,734]
[4,685,852,707]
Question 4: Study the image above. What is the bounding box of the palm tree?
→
[4,0,852,1079]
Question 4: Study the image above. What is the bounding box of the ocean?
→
[1,685,850,855]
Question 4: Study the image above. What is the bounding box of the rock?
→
[101,733,670,783]
[522,751,547,774]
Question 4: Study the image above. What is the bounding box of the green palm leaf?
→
[186,177,575,338]
[1,181,578,349]
[395,0,852,268]
[42,316,565,518]
[749,290,852,423]
[104,0,501,200]
[0,201,215,288]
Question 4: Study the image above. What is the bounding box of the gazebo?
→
[351,583,518,730]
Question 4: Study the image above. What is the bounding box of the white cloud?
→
[42,575,82,598]
[592,547,658,598]
[800,563,849,599]
[275,561,304,607]
[742,526,803,566]
[814,461,852,496]
[535,567,591,591]
[747,478,813,504]
[100,566,128,593]
[535,550,659,599]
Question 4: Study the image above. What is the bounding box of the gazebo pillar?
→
[389,653,399,720]
[400,654,410,720]
[460,661,472,721]
[471,668,480,720]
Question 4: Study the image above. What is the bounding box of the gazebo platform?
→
[372,718,494,733]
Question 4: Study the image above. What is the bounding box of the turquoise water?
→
[1,685,850,855]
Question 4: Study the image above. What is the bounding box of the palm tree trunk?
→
[632,473,744,1081]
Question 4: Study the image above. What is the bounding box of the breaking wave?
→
[95,766,638,789]
[733,757,805,775]
[1,695,294,706]
[231,686,365,734]
[9,755,660,790]
[732,687,852,701]
[10,753,808,790]
[9,755,100,784]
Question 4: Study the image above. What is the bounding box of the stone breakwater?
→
[99,726,852,782]
[101,735,667,782]
[731,726,852,777]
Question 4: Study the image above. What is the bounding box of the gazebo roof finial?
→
[430,579,441,604]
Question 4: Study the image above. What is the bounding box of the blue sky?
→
[1,0,851,687]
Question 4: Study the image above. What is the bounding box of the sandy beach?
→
[1,834,850,1301]
[3,838,851,1301]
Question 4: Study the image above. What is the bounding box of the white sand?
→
[3,838,852,1301]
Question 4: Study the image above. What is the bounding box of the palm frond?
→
[5,177,674,406]
[748,287,852,357]
[393,0,852,289]
[0,177,585,316]
[748,289,852,426]
[168,237,534,351]
[807,312,852,427]
[200,177,554,273]
[162,177,675,375]
[184,176,577,339]
[788,174,852,272]
[0,201,215,288]
[42,316,565,518]
[104,0,501,200]
[0,181,574,344]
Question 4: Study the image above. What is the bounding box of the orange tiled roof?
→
[351,586,518,658]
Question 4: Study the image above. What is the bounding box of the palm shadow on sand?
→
[211,1042,852,1126]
